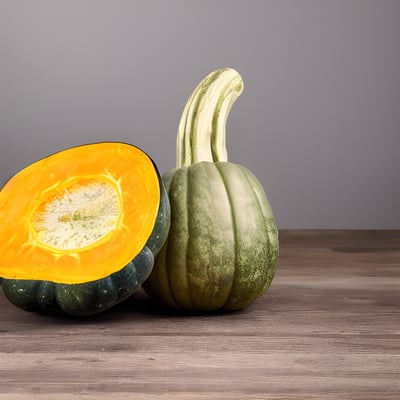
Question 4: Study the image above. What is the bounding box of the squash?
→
[143,68,279,311]
[0,142,170,316]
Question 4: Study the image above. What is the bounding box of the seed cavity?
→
[31,179,121,251]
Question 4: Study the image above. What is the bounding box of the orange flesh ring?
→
[0,142,160,284]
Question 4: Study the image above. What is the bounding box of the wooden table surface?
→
[0,230,399,400]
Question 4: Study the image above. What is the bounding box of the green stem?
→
[176,68,244,167]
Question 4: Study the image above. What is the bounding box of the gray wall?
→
[0,1,399,229]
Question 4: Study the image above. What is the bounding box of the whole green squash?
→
[143,68,279,311]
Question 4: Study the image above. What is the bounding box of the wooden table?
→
[1,230,399,399]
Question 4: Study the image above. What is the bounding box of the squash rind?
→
[143,161,279,311]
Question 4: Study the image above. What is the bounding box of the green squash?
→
[0,142,170,316]
[143,68,279,311]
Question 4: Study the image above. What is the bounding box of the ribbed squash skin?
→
[2,175,170,316]
[143,161,279,311]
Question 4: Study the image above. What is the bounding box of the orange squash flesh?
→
[0,142,160,284]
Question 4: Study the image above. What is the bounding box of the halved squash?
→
[0,142,170,316]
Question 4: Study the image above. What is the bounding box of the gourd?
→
[0,142,170,316]
[143,68,279,311]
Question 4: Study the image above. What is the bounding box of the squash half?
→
[0,142,170,315]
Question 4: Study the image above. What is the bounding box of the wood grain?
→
[1,230,399,399]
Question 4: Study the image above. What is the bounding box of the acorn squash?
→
[0,142,170,316]
[143,68,279,311]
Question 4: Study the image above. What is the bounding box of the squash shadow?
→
[112,287,245,318]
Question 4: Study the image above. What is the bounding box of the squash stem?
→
[176,68,244,167]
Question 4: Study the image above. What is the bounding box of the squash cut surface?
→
[0,142,160,284]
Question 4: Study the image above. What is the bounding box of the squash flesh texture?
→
[30,178,121,251]
[0,142,160,284]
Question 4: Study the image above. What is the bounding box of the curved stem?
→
[176,68,244,167]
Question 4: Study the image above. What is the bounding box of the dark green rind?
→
[142,161,279,311]
[2,247,154,316]
[1,171,170,317]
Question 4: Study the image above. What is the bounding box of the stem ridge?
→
[176,68,244,168]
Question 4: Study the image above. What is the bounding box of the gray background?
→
[0,1,398,229]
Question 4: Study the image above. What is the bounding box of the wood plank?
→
[0,230,399,399]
